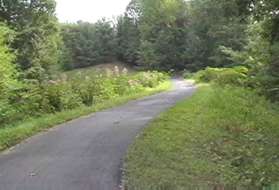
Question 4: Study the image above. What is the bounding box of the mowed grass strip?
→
[125,86,279,190]
[0,81,171,152]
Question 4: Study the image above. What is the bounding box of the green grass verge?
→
[125,85,279,190]
[0,81,171,152]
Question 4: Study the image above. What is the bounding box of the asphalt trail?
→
[0,79,196,190]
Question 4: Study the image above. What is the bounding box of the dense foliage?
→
[60,20,117,70]
[116,3,141,65]
[117,0,190,70]
[117,0,251,70]
[0,24,17,95]
[0,0,60,79]
[0,24,21,125]
[116,0,278,101]
[0,0,277,101]
[193,66,249,86]
[119,2,279,189]
[0,0,277,127]
[0,69,168,127]
[0,0,171,129]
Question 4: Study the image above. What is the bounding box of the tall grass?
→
[125,85,279,190]
[1,70,168,127]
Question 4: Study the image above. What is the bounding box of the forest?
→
[0,0,278,189]
[0,0,278,104]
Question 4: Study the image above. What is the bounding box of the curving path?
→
[0,79,196,190]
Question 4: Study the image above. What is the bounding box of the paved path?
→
[0,79,196,190]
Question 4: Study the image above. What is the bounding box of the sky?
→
[55,0,131,23]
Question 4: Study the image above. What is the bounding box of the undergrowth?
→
[125,85,279,190]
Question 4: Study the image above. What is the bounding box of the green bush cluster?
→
[193,66,248,86]
[0,71,168,127]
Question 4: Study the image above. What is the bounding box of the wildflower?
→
[105,68,112,77]
[114,66,120,76]
[61,74,68,82]
[122,68,128,75]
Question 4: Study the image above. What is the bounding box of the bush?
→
[183,70,194,79]
[0,100,17,125]
[135,71,169,88]
[113,75,142,96]
[44,82,83,111]
[0,71,168,127]
[194,66,248,86]
[0,24,21,125]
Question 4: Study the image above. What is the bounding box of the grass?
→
[0,81,171,152]
[125,85,279,190]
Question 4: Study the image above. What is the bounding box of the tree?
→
[250,0,279,100]
[0,0,60,79]
[0,23,18,96]
[0,23,22,124]
[136,0,191,70]
[116,0,141,64]
[60,19,117,70]
[187,0,250,69]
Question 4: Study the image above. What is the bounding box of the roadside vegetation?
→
[0,1,171,151]
[125,85,279,190]
[0,69,169,151]
[0,0,278,189]
[122,0,279,189]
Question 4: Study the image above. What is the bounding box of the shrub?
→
[0,24,21,125]
[194,66,248,86]
[135,71,169,88]
[0,100,17,125]
[0,70,168,128]
[183,70,194,79]
[113,75,142,96]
